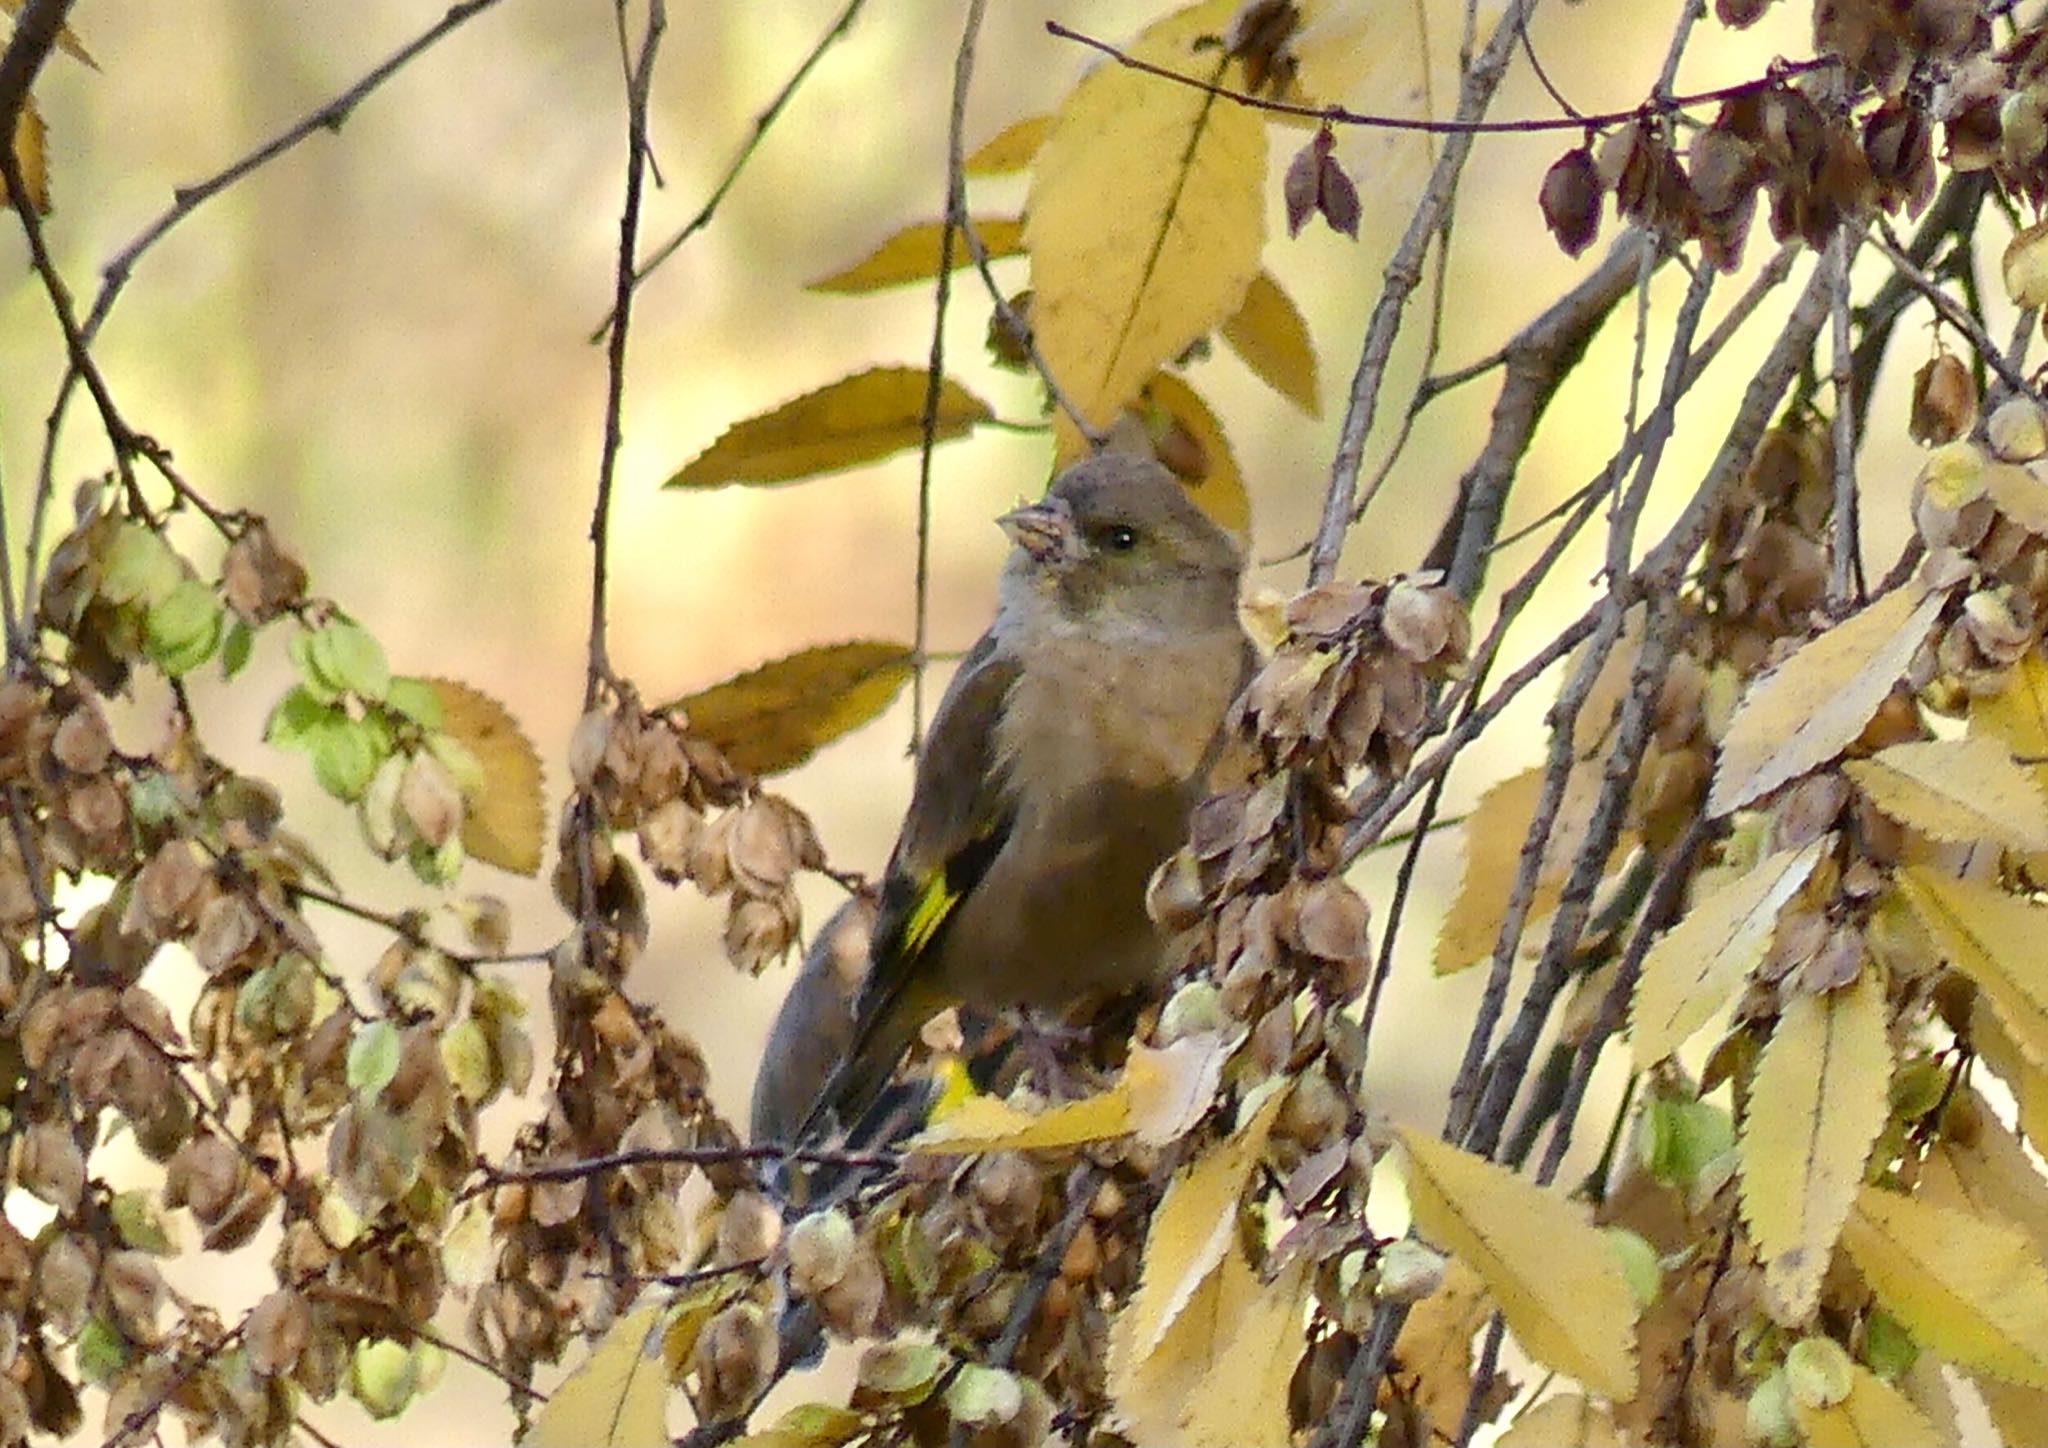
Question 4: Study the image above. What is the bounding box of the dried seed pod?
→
[1909,353,1978,445]
[716,1191,782,1267]
[692,1302,776,1421]
[1539,145,1603,257]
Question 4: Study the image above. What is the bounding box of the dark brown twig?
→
[1306,0,1538,586]
[1044,19,1838,138]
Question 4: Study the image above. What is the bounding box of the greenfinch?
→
[780,452,1253,1145]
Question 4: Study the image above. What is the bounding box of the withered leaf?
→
[424,678,544,876]
[1844,735,2048,852]
[671,640,913,779]
[806,216,1025,293]
[1218,271,1319,416]
[665,368,993,488]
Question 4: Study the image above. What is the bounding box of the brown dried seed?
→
[723,891,799,975]
[786,1209,856,1296]
[190,894,260,976]
[1910,353,1979,446]
[17,1123,84,1215]
[1291,876,1372,964]
[637,798,702,885]
[166,1132,244,1222]
[50,701,112,775]
[245,1288,312,1377]
[816,1242,884,1340]
[694,1302,776,1421]
[716,1191,782,1266]
[1539,145,1603,258]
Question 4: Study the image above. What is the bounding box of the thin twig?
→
[1045,19,1838,138]
[478,1141,899,1188]
[1828,224,1863,606]
[910,0,990,753]
[956,212,1103,445]
[586,0,667,707]
[1869,225,2044,408]
[1307,0,1539,585]
[599,0,868,336]
[25,0,513,619]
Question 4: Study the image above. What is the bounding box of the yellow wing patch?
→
[901,873,961,957]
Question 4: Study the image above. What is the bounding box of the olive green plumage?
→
[761,452,1252,1146]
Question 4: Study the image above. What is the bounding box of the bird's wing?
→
[795,632,1020,1141]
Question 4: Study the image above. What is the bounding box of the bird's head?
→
[996,453,1244,637]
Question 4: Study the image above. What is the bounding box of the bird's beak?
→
[997,495,1080,566]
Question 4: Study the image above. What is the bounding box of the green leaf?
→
[265,686,337,751]
[310,620,391,702]
[99,522,182,608]
[75,1317,129,1385]
[309,716,385,802]
[665,367,992,488]
[287,628,339,703]
[143,578,224,677]
[349,1337,432,1420]
[221,619,254,680]
[386,675,444,730]
[347,1021,402,1098]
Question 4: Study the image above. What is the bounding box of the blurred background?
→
[0,0,1931,1439]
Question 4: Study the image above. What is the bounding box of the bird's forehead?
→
[1054,471,1189,527]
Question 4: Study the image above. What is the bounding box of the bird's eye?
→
[1104,524,1140,552]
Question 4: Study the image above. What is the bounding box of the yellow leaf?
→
[1436,765,1632,976]
[1125,1032,1233,1147]
[1388,1259,1495,1440]
[1708,583,1949,816]
[0,1,96,67]
[665,367,992,488]
[907,1080,1132,1154]
[1497,1394,1625,1448]
[731,1403,866,1448]
[1110,1083,1289,1366]
[1841,1185,2048,1388]
[908,1031,1234,1153]
[1844,736,2048,851]
[1921,1091,2048,1258]
[1136,372,1252,544]
[1219,272,1319,416]
[1972,651,2048,762]
[1896,868,2048,1067]
[671,641,914,779]
[806,217,1026,294]
[1398,1128,1638,1400]
[1971,653,2048,877]
[1737,972,1892,1324]
[1027,0,1266,434]
[963,114,1048,175]
[1174,1254,1310,1448]
[4,96,47,215]
[1794,1361,1943,1448]
[1629,838,1825,1065]
[1984,461,2048,535]
[522,1304,671,1447]
[426,679,544,876]
[1975,1010,2048,1161]
[1973,1372,2048,1448]
[1106,1219,1308,1447]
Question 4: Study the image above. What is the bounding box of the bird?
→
[781,450,1254,1147]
